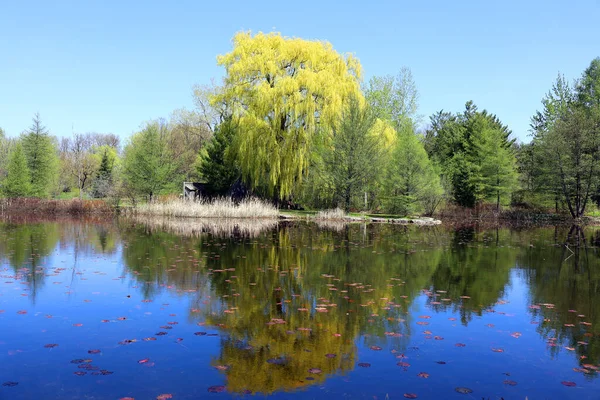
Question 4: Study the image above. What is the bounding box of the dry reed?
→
[132,198,279,219]
[131,216,277,238]
[314,208,347,220]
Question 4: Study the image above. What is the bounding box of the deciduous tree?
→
[364,67,421,128]
[214,31,363,198]
[123,121,180,201]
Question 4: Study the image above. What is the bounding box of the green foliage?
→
[197,119,240,196]
[530,59,600,218]
[21,113,59,198]
[364,67,420,128]
[576,57,600,110]
[535,106,598,218]
[320,97,383,211]
[0,128,12,184]
[425,102,517,208]
[91,148,114,198]
[383,126,442,216]
[123,121,180,201]
[466,114,518,207]
[3,142,32,198]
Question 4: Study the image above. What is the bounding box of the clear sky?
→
[1,0,599,143]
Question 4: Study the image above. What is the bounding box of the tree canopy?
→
[214,31,363,198]
[123,122,180,201]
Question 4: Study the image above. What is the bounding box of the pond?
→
[1,218,599,399]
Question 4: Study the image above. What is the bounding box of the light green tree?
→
[123,121,180,201]
[467,115,518,209]
[535,106,598,218]
[364,67,421,128]
[384,125,442,216]
[21,113,59,198]
[531,61,600,217]
[0,128,12,184]
[3,142,32,198]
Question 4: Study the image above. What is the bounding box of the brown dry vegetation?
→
[0,198,113,216]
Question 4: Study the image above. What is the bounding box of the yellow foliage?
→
[214,31,363,197]
[370,118,397,150]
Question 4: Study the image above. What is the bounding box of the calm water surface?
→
[1,218,599,399]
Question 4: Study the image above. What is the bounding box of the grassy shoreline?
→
[2,197,598,227]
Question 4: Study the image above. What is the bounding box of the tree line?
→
[1,32,599,218]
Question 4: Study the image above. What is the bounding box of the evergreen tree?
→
[92,149,113,198]
[198,119,240,196]
[322,97,383,212]
[3,143,32,198]
[425,102,517,208]
[467,115,517,208]
[21,113,59,198]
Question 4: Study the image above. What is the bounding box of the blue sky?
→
[1,0,598,143]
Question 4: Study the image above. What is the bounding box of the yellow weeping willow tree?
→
[213,31,363,198]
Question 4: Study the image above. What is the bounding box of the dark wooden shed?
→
[183,182,206,200]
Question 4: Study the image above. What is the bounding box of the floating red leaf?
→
[207,386,226,393]
[455,387,473,394]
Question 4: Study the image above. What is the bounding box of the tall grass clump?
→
[133,197,279,219]
[314,208,347,220]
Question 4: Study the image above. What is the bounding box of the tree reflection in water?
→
[1,219,599,394]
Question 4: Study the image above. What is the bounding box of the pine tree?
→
[3,143,32,198]
[322,97,383,212]
[467,115,517,208]
[21,113,59,198]
[425,102,517,208]
[92,149,113,198]
[198,119,240,196]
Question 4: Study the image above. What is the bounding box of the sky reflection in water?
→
[0,219,599,399]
